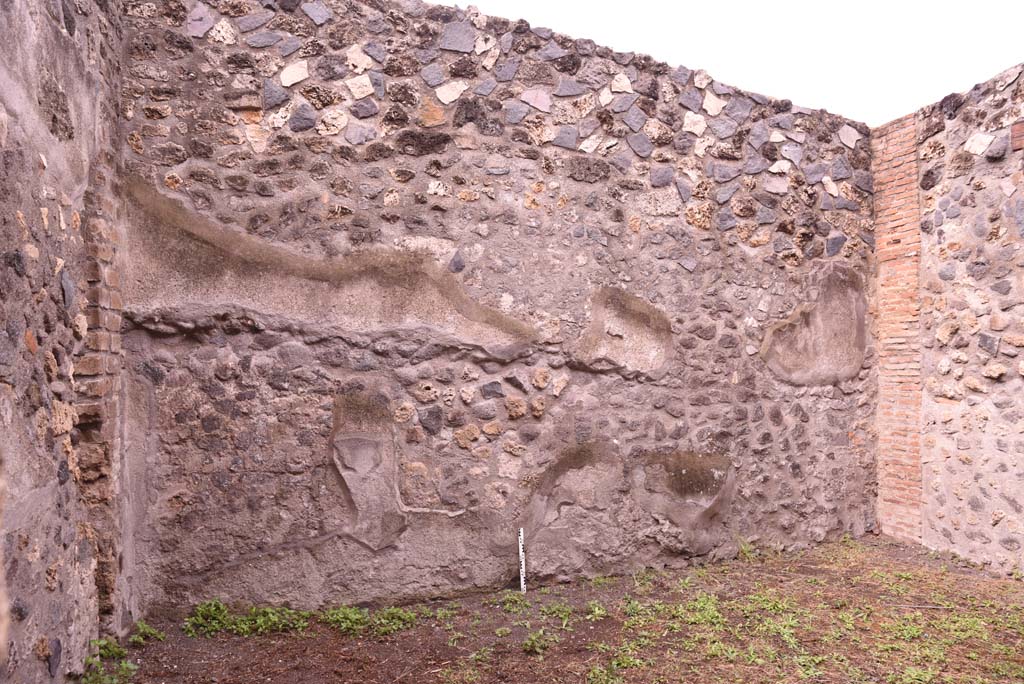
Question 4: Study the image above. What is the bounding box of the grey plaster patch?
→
[760,266,867,386]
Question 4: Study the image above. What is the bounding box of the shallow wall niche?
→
[573,288,674,379]
[329,391,406,551]
[522,442,735,580]
[759,265,868,386]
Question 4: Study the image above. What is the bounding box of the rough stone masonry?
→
[0,0,1020,680]
[117,0,878,621]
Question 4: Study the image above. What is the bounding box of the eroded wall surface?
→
[117,0,878,612]
[0,0,124,680]
[915,64,1024,571]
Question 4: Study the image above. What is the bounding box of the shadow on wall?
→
[759,264,868,386]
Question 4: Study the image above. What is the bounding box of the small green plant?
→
[468,646,493,663]
[887,666,937,684]
[741,589,796,616]
[738,538,758,562]
[522,628,558,656]
[81,639,137,684]
[621,597,662,629]
[589,575,616,589]
[434,606,458,622]
[622,633,653,651]
[370,606,418,636]
[585,600,609,622]
[705,638,739,661]
[794,653,826,679]
[586,664,624,684]
[759,614,801,650]
[623,597,646,617]
[93,638,128,660]
[883,613,924,641]
[183,600,309,637]
[611,651,646,669]
[743,644,778,665]
[82,657,138,684]
[934,614,987,642]
[632,568,657,591]
[127,620,166,646]
[539,601,573,629]
[439,663,481,684]
[229,606,310,636]
[494,627,511,637]
[320,605,370,634]
[183,599,233,637]
[683,592,725,627]
[494,590,531,614]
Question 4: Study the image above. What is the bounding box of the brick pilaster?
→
[73,201,125,625]
[871,115,923,543]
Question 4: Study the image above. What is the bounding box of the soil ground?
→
[121,535,1024,684]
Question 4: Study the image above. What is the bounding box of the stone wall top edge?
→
[379,0,872,130]
[879,61,1024,130]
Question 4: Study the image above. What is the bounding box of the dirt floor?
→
[109,535,1023,684]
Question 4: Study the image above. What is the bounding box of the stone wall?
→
[116,0,877,614]
[0,0,125,681]
[12,0,1024,677]
[914,65,1024,571]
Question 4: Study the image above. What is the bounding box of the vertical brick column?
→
[872,115,923,543]
[73,196,125,627]
[75,216,123,501]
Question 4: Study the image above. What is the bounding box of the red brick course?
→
[73,181,125,625]
[872,115,923,543]
[1012,120,1024,151]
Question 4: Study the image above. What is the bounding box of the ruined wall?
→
[116,0,877,613]
[915,65,1024,572]
[0,0,125,681]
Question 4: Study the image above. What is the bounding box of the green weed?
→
[585,600,608,622]
[493,590,531,614]
[229,606,310,636]
[539,601,573,629]
[81,639,137,684]
[320,605,370,634]
[522,628,558,656]
[182,600,233,637]
[127,621,166,647]
[586,664,624,684]
[370,607,418,636]
[887,666,937,684]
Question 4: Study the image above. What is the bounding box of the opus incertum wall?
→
[0,0,1021,679]
[872,65,1024,571]
[0,0,126,681]
[118,0,877,615]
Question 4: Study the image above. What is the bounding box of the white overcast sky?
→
[467,0,1024,126]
